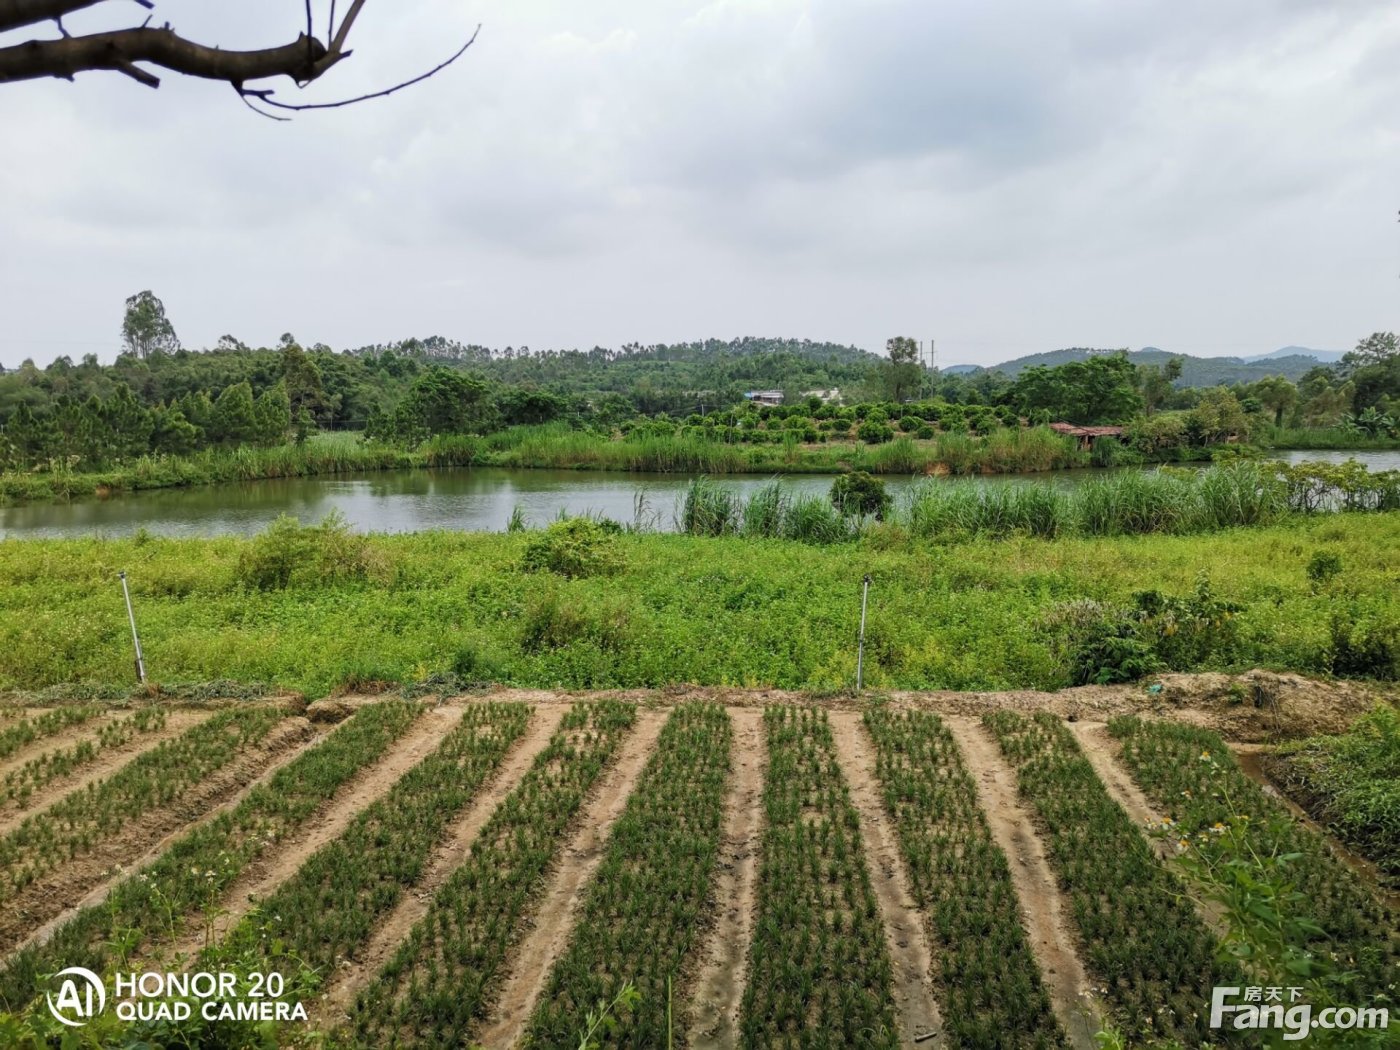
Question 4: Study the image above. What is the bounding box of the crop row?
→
[740,706,897,1049]
[0,700,424,1011]
[1108,716,1398,1001]
[208,701,532,985]
[863,708,1066,1048]
[528,701,732,1048]
[983,711,1232,1046]
[0,706,100,761]
[1,708,168,806]
[345,699,638,1047]
[0,706,285,900]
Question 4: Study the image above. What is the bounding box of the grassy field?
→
[1,513,1397,697]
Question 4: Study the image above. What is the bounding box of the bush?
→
[519,517,622,578]
[856,421,894,444]
[1305,550,1342,586]
[236,511,384,590]
[1044,599,1160,685]
[830,471,891,519]
[520,587,632,652]
[1328,610,1399,680]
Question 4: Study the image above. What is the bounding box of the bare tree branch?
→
[0,1,137,35]
[0,1,478,116]
[237,24,478,113]
[0,25,331,85]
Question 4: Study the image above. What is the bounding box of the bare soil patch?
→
[828,710,943,1048]
[475,709,669,1050]
[945,716,1103,1050]
[313,702,569,1026]
[685,708,766,1050]
[0,716,319,956]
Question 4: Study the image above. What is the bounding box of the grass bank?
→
[1,514,1396,696]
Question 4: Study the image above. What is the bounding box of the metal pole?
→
[856,574,871,692]
[118,571,146,683]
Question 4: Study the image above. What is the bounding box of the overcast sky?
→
[1,0,1396,368]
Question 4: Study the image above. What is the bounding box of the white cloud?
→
[1,0,1396,365]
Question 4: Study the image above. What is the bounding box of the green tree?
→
[389,368,499,443]
[1137,356,1183,416]
[1342,331,1397,371]
[150,404,200,455]
[1012,353,1143,424]
[281,342,329,427]
[254,384,292,446]
[1189,388,1250,445]
[1248,375,1298,428]
[210,381,259,446]
[882,336,922,403]
[99,385,154,461]
[120,291,180,360]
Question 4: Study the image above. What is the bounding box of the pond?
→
[2,449,1397,539]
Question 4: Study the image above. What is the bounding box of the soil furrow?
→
[685,708,766,1050]
[2,716,320,958]
[945,716,1103,1050]
[312,702,569,1026]
[153,705,466,968]
[828,710,943,1048]
[0,711,214,836]
[0,713,123,782]
[474,709,669,1050]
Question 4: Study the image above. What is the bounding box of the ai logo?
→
[46,966,106,1027]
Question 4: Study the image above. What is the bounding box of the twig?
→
[114,56,158,87]
[241,24,478,113]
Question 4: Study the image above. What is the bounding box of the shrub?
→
[830,471,891,519]
[1305,550,1342,586]
[519,517,621,578]
[1328,610,1399,680]
[236,511,384,590]
[1044,599,1160,685]
[520,587,632,652]
[856,421,894,444]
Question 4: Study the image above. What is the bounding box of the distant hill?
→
[1240,345,1344,364]
[945,346,1339,386]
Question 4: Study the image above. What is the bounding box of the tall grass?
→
[677,477,741,536]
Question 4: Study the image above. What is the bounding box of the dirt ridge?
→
[3,716,322,959]
[152,705,466,968]
[474,709,670,1050]
[685,708,766,1050]
[0,711,214,837]
[828,711,944,1048]
[312,702,570,1027]
[945,716,1104,1050]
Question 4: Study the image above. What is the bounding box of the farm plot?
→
[1108,717,1399,1002]
[983,711,1235,1047]
[0,708,171,811]
[0,700,424,1011]
[0,706,101,764]
[206,701,532,985]
[864,708,1067,1048]
[526,701,731,1049]
[0,692,1394,1050]
[0,706,298,951]
[739,706,898,1049]
[345,699,638,1047]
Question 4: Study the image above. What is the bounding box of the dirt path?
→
[1,716,321,958]
[685,708,766,1050]
[151,705,466,968]
[0,711,214,836]
[474,709,669,1050]
[312,702,570,1027]
[945,717,1103,1050]
[0,713,124,782]
[828,711,943,1048]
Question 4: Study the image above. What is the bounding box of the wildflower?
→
[1177,838,1190,851]
[1210,822,1226,834]
[1199,751,1211,761]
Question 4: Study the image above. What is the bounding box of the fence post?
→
[118,571,146,683]
[856,574,871,692]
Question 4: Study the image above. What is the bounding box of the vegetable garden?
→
[0,691,1392,1050]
